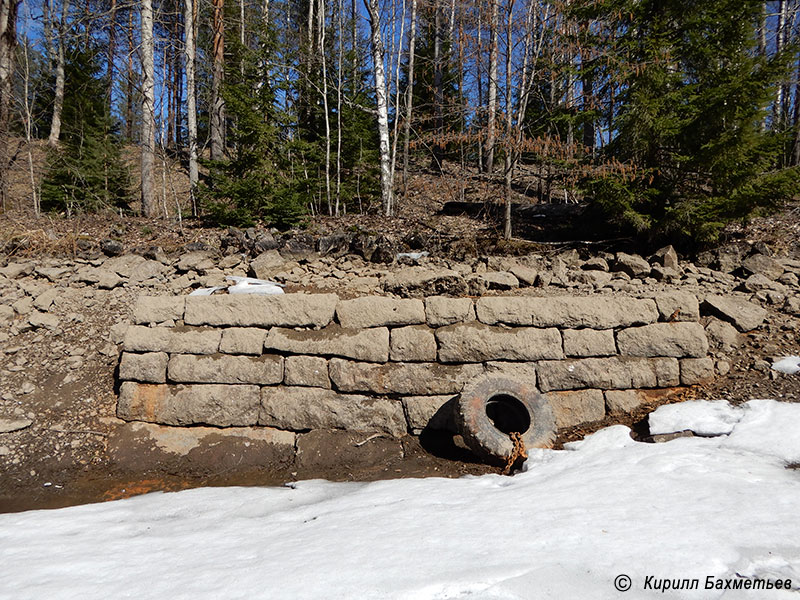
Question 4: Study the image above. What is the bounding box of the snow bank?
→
[1,400,799,600]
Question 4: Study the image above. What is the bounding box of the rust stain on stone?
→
[134,384,167,422]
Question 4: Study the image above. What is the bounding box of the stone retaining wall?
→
[117,292,712,437]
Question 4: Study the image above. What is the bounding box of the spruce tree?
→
[40,46,130,215]
[584,0,799,242]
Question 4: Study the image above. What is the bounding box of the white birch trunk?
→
[484,0,499,174]
[47,0,70,146]
[141,0,156,216]
[366,0,394,216]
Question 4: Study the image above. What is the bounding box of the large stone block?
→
[476,296,658,329]
[424,296,475,327]
[265,325,389,363]
[680,357,715,385]
[436,322,564,362]
[546,389,606,428]
[702,295,767,332]
[184,293,338,328]
[605,388,681,414]
[401,395,457,433]
[284,355,331,388]
[123,325,221,354]
[119,352,168,383]
[219,327,267,355]
[484,361,537,386]
[167,354,283,385]
[616,322,708,358]
[562,329,616,357]
[537,357,679,391]
[329,359,484,395]
[133,296,186,324]
[390,325,437,362]
[652,292,700,322]
[259,387,406,436]
[117,382,260,426]
[336,297,425,328]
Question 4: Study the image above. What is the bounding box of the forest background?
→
[0,0,799,245]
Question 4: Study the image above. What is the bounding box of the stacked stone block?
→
[118,292,711,436]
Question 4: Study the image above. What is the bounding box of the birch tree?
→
[365,0,394,216]
[210,0,226,160]
[184,0,198,215]
[483,0,499,174]
[0,0,18,209]
[47,0,69,146]
[141,0,156,216]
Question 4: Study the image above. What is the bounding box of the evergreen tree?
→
[584,0,799,243]
[40,46,130,214]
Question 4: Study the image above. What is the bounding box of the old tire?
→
[455,376,556,465]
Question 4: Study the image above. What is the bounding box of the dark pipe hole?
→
[485,394,531,435]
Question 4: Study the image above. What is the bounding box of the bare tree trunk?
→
[184,0,198,215]
[335,0,343,215]
[775,0,787,129]
[792,57,800,166]
[582,54,594,154]
[107,0,115,101]
[484,0,498,174]
[431,0,444,171]
[210,0,226,160]
[503,0,515,240]
[48,0,70,146]
[0,0,19,211]
[141,0,156,216]
[365,0,393,216]
[318,0,332,214]
[126,7,134,139]
[402,0,417,199]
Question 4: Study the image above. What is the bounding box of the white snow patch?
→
[772,356,800,375]
[1,400,800,599]
[648,400,743,436]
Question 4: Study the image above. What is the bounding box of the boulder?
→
[478,271,519,290]
[249,249,288,279]
[702,295,767,332]
[582,257,610,272]
[176,251,216,274]
[653,292,700,322]
[651,245,679,270]
[741,253,784,281]
[704,318,740,351]
[613,252,651,277]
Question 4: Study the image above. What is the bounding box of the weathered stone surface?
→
[476,296,658,329]
[425,296,475,327]
[582,257,609,272]
[390,325,437,362]
[123,325,221,354]
[329,359,484,395]
[652,245,679,270]
[33,288,59,311]
[0,305,13,325]
[572,270,613,287]
[702,295,767,332]
[546,389,605,428]
[613,252,651,277]
[508,265,539,286]
[783,296,800,316]
[616,322,708,358]
[742,273,785,293]
[653,292,700,322]
[436,322,564,362]
[119,352,168,383]
[28,311,59,330]
[185,293,338,328]
[265,325,389,362]
[133,296,186,324]
[336,296,425,328]
[382,267,468,298]
[604,390,640,414]
[484,361,537,385]
[249,249,288,279]
[284,355,330,388]
[98,271,124,289]
[0,418,33,433]
[0,262,34,279]
[680,357,715,385]
[219,327,267,355]
[562,329,616,357]
[742,253,784,280]
[402,395,457,433]
[705,318,740,351]
[537,357,679,391]
[168,354,283,385]
[479,271,519,290]
[176,251,216,273]
[118,382,261,426]
[650,265,680,283]
[259,387,406,436]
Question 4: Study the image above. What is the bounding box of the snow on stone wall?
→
[117,292,713,436]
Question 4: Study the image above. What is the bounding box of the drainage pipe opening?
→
[485,394,531,435]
